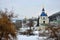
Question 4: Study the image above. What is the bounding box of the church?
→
[37,8,49,30]
[39,8,49,25]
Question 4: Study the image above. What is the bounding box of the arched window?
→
[43,21,45,24]
[43,17,45,20]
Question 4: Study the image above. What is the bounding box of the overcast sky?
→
[0,0,60,19]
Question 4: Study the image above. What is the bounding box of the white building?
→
[39,8,49,25]
[36,8,49,30]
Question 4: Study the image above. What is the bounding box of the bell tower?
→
[39,8,49,25]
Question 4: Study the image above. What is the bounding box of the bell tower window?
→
[43,17,45,20]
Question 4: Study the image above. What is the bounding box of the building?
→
[39,8,49,25]
[36,8,49,30]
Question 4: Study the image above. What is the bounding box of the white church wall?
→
[39,16,49,24]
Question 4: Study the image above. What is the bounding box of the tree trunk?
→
[0,33,3,40]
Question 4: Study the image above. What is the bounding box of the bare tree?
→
[46,24,60,40]
[0,9,16,40]
[27,19,34,35]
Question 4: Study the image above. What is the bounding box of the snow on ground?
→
[17,35,47,40]
[17,35,38,40]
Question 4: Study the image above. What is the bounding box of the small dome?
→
[40,8,47,16]
[40,12,47,16]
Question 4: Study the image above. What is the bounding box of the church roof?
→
[40,12,47,16]
[40,8,47,16]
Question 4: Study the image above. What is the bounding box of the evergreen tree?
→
[36,16,39,26]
